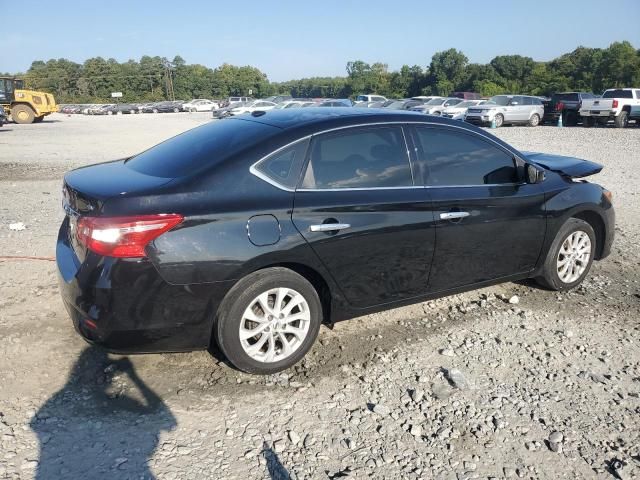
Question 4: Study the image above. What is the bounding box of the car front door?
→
[292,125,437,308]
[410,125,547,292]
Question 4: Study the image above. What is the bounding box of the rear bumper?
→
[579,109,614,118]
[56,218,235,353]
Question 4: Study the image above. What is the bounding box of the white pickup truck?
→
[579,88,640,128]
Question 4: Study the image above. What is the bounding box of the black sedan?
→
[57,109,615,374]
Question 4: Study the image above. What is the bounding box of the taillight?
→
[555,102,564,111]
[77,214,183,258]
[612,99,618,108]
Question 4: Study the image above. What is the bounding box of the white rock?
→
[508,295,520,304]
[9,222,26,231]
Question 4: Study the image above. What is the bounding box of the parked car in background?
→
[411,97,463,115]
[542,92,596,126]
[273,100,316,109]
[220,96,253,108]
[213,102,250,118]
[228,100,277,115]
[264,95,293,104]
[184,99,219,112]
[441,100,486,120]
[451,91,482,100]
[579,88,640,128]
[57,108,615,374]
[101,103,140,115]
[465,95,544,127]
[384,99,425,110]
[141,101,184,113]
[316,99,353,107]
[355,94,387,103]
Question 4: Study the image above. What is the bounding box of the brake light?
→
[555,102,564,111]
[612,99,618,108]
[77,214,183,258]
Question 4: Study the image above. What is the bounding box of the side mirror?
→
[526,164,545,184]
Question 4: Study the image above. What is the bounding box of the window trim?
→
[248,121,527,191]
[297,124,416,191]
[409,124,525,187]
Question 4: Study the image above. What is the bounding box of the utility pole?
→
[163,59,175,101]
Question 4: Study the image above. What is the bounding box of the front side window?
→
[301,126,413,189]
[414,127,518,186]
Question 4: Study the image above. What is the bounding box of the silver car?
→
[464,95,544,127]
[410,97,463,115]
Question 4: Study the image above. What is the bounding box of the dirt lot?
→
[1,113,639,480]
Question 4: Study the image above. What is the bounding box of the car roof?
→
[235,107,476,131]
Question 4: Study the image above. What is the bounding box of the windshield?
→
[125,119,279,178]
[425,98,445,105]
[356,95,367,102]
[487,95,510,106]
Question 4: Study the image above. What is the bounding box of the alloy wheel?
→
[239,287,311,363]
[557,231,591,283]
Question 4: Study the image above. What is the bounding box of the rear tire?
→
[528,113,540,127]
[535,218,596,291]
[11,105,35,124]
[583,117,595,128]
[214,267,322,374]
[614,111,629,128]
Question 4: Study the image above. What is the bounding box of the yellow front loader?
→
[0,77,57,124]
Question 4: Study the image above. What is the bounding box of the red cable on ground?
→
[0,256,56,262]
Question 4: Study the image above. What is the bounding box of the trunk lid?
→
[523,151,603,178]
[63,159,174,214]
[62,160,174,260]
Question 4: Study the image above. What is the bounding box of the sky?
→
[4,0,640,81]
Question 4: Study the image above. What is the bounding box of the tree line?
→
[9,41,640,103]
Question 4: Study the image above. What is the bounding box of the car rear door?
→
[292,125,437,308]
[409,125,546,292]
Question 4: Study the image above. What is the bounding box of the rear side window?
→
[414,127,518,186]
[254,139,309,189]
[301,126,413,189]
[125,119,278,178]
[603,89,632,99]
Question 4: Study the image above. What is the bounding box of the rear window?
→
[554,93,579,102]
[125,119,278,178]
[603,89,632,99]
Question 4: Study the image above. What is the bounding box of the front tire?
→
[493,113,504,128]
[215,267,322,374]
[11,105,35,124]
[536,218,596,291]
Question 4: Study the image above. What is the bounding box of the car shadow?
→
[30,345,176,479]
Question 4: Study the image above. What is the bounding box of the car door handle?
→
[440,212,470,220]
[310,223,351,232]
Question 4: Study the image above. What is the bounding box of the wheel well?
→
[572,211,606,259]
[258,263,333,324]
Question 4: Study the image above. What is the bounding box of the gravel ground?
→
[0,113,639,480]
